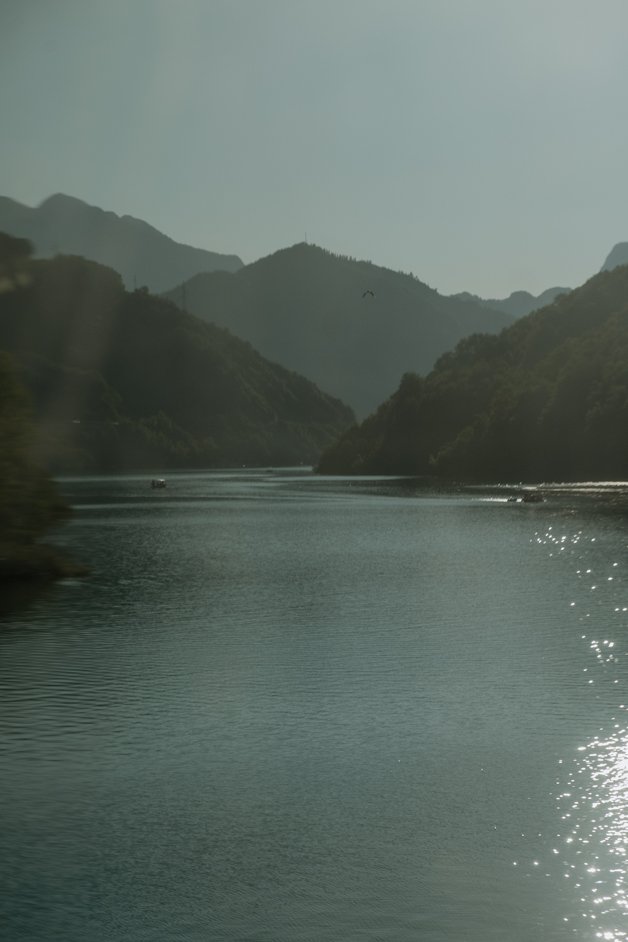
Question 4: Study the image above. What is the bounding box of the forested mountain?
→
[317,264,628,482]
[163,243,513,419]
[0,240,353,471]
[451,286,570,318]
[0,194,243,293]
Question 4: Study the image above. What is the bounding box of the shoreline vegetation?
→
[0,258,86,582]
[0,541,89,582]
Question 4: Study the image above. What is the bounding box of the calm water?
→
[2,471,628,941]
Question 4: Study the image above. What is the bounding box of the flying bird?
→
[362,289,375,298]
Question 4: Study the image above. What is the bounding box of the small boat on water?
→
[150,478,166,489]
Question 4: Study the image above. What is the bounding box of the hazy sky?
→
[2,0,628,296]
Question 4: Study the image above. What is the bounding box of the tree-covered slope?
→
[0,349,76,579]
[317,264,628,482]
[0,248,354,471]
[163,243,513,419]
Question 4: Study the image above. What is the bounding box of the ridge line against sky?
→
[1,0,628,297]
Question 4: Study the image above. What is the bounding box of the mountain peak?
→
[601,242,628,273]
[40,192,76,203]
[165,243,512,418]
[0,192,243,291]
[39,192,87,211]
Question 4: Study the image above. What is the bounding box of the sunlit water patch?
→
[532,521,628,939]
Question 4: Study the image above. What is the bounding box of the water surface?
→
[2,471,628,941]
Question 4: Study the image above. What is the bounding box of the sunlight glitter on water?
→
[556,724,628,940]
[534,525,628,940]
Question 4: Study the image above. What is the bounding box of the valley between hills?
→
[2,193,628,576]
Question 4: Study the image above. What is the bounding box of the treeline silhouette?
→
[317,263,628,481]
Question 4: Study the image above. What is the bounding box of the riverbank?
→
[0,542,89,582]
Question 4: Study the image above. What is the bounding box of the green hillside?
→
[164,243,512,419]
[317,264,628,482]
[0,245,354,472]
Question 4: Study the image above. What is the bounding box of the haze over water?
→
[2,471,628,941]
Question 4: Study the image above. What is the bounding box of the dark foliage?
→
[317,265,628,482]
[0,247,354,472]
[0,231,33,288]
[0,350,75,579]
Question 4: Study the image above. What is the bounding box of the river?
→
[2,470,628,941]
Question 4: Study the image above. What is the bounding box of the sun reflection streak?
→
[532,524,628,940]
[556,727,628,940]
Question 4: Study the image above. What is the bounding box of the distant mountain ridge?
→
[601,242,628,273]
[164,243,514,419]
[0,193,243,293]
[451,286,570,318]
